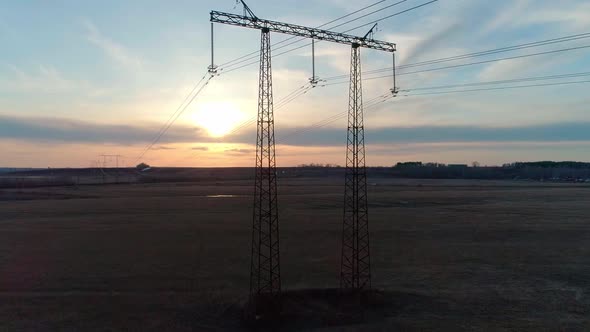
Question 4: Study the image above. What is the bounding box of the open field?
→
[1,178,590,330]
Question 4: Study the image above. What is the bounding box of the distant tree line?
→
[297,163,342,168]
[502,161,590,169]
[391,161,590,181]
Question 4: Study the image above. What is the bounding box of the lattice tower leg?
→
[340,45,371,290]
[250,28,281,303]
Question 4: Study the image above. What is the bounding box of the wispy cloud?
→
[81,19,143,70]
[276,122,590,147]
[397,22,462,65]
[1,64,78,93]
[224,148,254,154]
[480,0,532,36]
[0,115,203,144]
[150,146,176,150]
[518,1,590,30]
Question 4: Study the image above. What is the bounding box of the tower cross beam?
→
[210,11,396,52]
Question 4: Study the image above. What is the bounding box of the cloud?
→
[150,146,176,150]
[0,115,204,145]
[475,36,590,81]
[518,1,590,30]
[224,148,254,154]
[81,19,143,69]
[1,64,79,93]
[6,113,590,148]
[276,122,590,147]
[397,23,462,65]
[477,57,534,81]
[480,0,532,35]
[327,0,376,12]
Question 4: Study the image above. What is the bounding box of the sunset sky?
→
[1,0,590,168]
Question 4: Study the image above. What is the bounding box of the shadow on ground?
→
[230,288,442,331]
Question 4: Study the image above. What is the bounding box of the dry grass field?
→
[1,178,590,331]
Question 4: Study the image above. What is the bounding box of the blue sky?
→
[1,0,589,167]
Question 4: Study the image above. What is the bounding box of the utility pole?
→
[210,1,396,309]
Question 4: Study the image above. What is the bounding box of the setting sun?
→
[192,101,247,137]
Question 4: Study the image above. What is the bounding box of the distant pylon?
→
[340,44,371,290]
[250,27,281,302]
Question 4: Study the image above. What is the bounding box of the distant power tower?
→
[99,154,122,168]
[99,154,123,183]
[210,0,396,307]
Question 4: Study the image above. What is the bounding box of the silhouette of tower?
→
[340,44,371,290]
[250,27,281,301]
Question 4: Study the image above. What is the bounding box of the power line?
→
[321,44,590,86]
[342,0,437,33]
[274,76,590,145]
[221,83,314,139]
[133,74,214,164]
[276,97,392,145]
[222,41,590,143]
[275,84,313,109]
[407,79,590,96]
[219,0,391,68]
[220,0,438,74]
[131,73,208,165]
[324,0,410,32]
[219,0,409,70]
[406,71,590,91]
[218,41,590,144]
[322,32,590,81]
[177,80,317,166]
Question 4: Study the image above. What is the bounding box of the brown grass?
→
[0,178,589,330]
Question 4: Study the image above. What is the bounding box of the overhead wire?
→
[275,92,395,145]
[219,0,410,70]
[406,79,590,96]
[176,3,590,159]
[221,82,314,139]
[220,0,438,75]
[171,0,415,164]
[179,81,316,163]
[275,73,590,145]
[275,84,313,109]
[219,0,391,68]
[405,71,590,91]
[322,32,590,81]
[132,73,215,164]
[183,40,590,150]
[321,44,590,86]
[223,41,590,141]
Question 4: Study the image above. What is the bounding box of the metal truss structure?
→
[250,27,281,300]
[210,1,396,306]
[341,45,371,289]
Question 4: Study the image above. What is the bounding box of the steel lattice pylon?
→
[250,28,281,301]
[341,45,371,290]
[211,1,396,300]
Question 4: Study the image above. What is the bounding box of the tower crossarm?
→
[210,11,396,52]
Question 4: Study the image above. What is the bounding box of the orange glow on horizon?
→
[191,101,247,137]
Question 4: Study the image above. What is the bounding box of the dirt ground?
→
[1,178,589,331]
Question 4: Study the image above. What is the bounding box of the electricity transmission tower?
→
[210,0,396,304]
[99,154,123,183]
[341,42,370,290]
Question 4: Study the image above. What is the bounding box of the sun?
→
[192,101,246,137]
